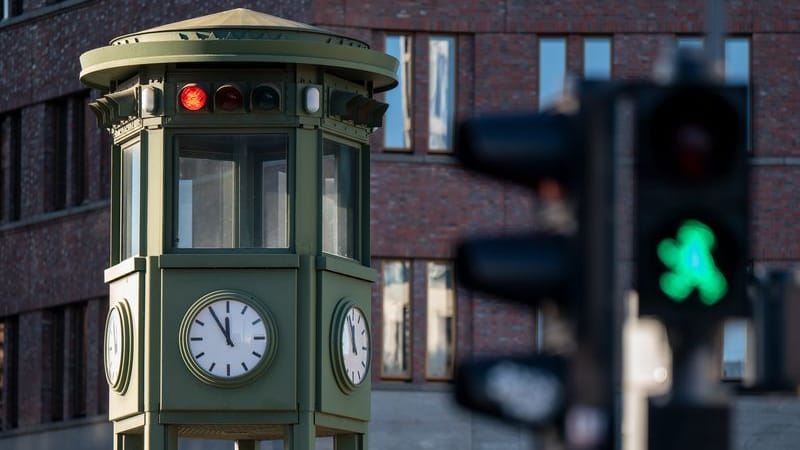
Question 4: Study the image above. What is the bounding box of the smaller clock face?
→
[341,306,370,385]
[186,298,269,380]
[105,306,124,385]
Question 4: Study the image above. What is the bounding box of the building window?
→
[42,308,65,423]
[384,35,413,150]
[175,134,289,250]
[66,303,87,418]
[382,260,412,379]
[725,38,750,149]
[122,141,141,258]
[426,261,455,379]
[0,317,18,430]
[1,111,22,222]
[2,0,21,20]
[676,36,751,149]
[47,98,69,212]
[428,36,456,152]
[584,37,612,80]
[539,37,567,110]
[322,139,359,259]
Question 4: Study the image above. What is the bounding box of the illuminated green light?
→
[657,219,728,306]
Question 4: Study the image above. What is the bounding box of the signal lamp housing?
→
[215,84,244,112]
[179,84,208,111]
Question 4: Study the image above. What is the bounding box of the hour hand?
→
[208,306,234,347]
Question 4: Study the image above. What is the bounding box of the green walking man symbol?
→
[657,219,728,306]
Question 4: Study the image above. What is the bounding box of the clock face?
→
[185,297,270,380]
[105,305,124,385]
[340,306,370,385]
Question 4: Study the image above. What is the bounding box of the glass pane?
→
[722,319,749,379]
[382,261,411,377]
[584,37,612,80]
[322,140,358,258]
[429,36,456,151]
[677,37,704,49]
[426,261,455,379]
[539,38,567,110]
[122,142,141,259]
[177,154,235,248]
[261,157,289,248]
[175,134,288,249]
[384,35,412,149]
[725,38,750,149]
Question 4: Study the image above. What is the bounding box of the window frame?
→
[383,34,414,152]
[538,36,567,110]
[167,130,294,254]
[118,136,144,262]
[320,133,362,261]
[428,34,457,153]
[583,36,613,80]
[380,259,413,380]
[424,260,456,381]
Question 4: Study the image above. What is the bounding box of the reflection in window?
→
[322,139,358,258]
[584,37,612,80]
[122,142,141,259]
[429,36,456,151]
[722,319,749,380]
[175,134,288,249]
[426,262,455,379]
[725,38,750,148]
[539,38,566,110]
[382,261,411,378]
[384,35,412,149]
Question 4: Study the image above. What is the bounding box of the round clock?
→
[179,290,278,387]
[104,300,133,393]
[331,298,371,393]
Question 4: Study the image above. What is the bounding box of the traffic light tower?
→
[454,82,620,450]
[635,50,749,450]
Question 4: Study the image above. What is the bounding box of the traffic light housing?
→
[453,82,618,450]
[636,82,749,324]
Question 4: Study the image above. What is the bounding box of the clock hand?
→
[224,316,234,347]
[348,316,357,355]
[208,306,232,346]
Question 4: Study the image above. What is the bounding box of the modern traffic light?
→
[454,81,618,450]
[635,82,749,324]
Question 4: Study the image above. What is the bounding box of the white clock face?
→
[341,306,370,385]
[105,306,124,385]
[187,298,269,379]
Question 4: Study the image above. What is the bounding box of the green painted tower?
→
[79,9,397,450]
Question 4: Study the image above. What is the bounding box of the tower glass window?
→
[121,142,141,259]
[322,139,359,259]
[174,134,289,249]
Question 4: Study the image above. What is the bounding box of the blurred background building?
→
[0,1,799,449]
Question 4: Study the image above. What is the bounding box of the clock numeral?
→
[209,362,216,372]
[195,352,205,359]
[195,319,205,326]
[361,329,366,335]
[362,346,367,350]
[357,370,362,380]
[190,337,203,341]
[252,351,262,358]
[241,305,248,315]
[361,361,366,368]
[252,318,262,325]
[241,362,249,372]
[253,336,266,340]
[227,364,231,376]
[226,300,230,313]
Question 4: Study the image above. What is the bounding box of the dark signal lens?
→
[179,84,207,111]
[251,85,280,111]
[215,85,244,112]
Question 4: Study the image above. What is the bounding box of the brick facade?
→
[0,0,798,447]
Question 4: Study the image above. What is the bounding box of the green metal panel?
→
[159,265,298,413]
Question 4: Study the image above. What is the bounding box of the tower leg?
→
[235,440,258,450]
[285,412,315,450]
[334,433,364,450]
[143,415,178,450]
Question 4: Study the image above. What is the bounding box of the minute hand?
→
[208,306,234,347]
